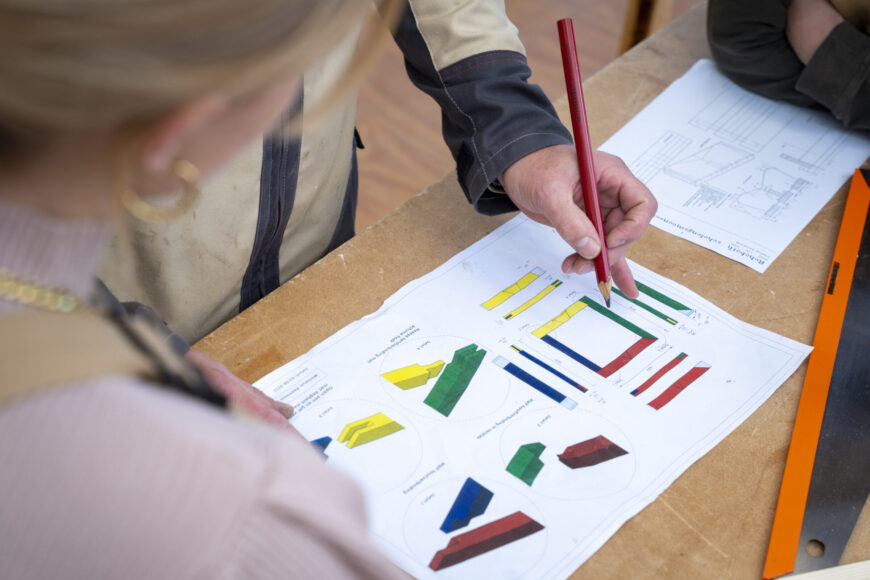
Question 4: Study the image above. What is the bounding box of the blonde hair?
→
[0,0,404,156]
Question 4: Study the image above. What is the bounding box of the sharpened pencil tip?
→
[598,279,612,309]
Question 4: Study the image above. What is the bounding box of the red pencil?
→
[557,18,612,307]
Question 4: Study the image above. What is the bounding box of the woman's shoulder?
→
[0,376,398,579]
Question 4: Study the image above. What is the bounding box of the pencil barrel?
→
[557,18,611,284]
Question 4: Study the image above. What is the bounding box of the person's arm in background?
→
[393,1,656,296]
[787,0,870,130]
[708,0,870,130]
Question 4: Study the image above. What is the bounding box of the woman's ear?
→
[138,95,228,175]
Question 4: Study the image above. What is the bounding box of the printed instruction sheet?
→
[600,59,870,272]
[256,215,811,579]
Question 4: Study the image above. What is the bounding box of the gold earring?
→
[120,158,201,224]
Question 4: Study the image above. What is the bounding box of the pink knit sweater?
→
[0,201,408,579]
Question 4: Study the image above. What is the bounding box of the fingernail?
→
[575,237,600,259]
[610,239,627,248]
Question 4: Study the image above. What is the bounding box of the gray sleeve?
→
[708,0,870,130]
[393,7,573,215]
[707,0,816,108]
[795,21,870,130]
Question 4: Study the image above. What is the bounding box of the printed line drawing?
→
[338,413,404,448]
[690,87,793,152]
[730,167,809,220]
[533,297,657,378]
[664,142,754,185]
[683,184,730,212]
[505,280,562,320]
[428,511,545,570]
[629,131,692,184]
[440,478,494,533]
[493,356,577,410]
[636,281,694,316]
[506,443,546,486]
[558,435,629,469]
[631,352,687,396]
[498,409,638,501]
[649,362,712,410]
[424,344,486,416]
[600,59,870,272]
[510,345,588,393]
[380,337,512,421]
[780,121,848,175]
[613,288,678,325]
[382,361,445,390]
[680,165,809,222]
[482,268,544,310]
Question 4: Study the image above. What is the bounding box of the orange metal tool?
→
[763,169,870,579]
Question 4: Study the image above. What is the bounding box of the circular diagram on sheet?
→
[401,476,547,579]
[378,335,510,422]
[292,398,422,496]
[497,408,636,500]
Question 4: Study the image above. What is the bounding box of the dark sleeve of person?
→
[393,5,573,215]
[707,0,816,107]
[796,21,870,130]
[708,0,870,130]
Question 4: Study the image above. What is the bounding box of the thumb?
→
[547,192,601,259]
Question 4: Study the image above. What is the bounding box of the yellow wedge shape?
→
[381,361,445,389]
[338,412,404,448]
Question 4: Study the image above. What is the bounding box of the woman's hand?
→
[185,349,301,437]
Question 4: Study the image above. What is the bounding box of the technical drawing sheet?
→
[599,59,870,272]
[255,215,811,579]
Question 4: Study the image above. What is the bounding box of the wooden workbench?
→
[197,4,870,578]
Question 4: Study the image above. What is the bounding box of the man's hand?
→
[500,145,657,299]
[185,349,301,436]
[787,0,844,65]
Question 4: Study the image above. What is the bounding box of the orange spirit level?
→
[763,169,870,579]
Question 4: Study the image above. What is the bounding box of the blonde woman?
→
[0,1,410,578]
[98,1,658,425]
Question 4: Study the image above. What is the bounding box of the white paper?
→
[600,59,870,272]
[256,215,810,579]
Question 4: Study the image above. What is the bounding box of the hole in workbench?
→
[806,539,825,558]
